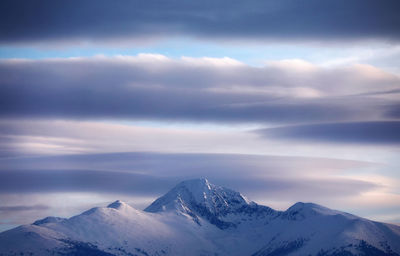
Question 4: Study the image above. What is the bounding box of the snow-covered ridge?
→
[281,202,359,221]
[1,178,400,256]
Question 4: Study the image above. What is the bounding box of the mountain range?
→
[1,178,399,256]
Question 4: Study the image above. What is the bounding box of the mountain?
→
[0,178,399,256]
[145,178,277,229]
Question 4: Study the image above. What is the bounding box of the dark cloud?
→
[257,121,400,144]
[385,104,400,119]
[0,152,377,200]
[353,89,400,97]
[0,0,399,44]
[0,57,396,124]
[0,205,49,212]
[0,169,176,196]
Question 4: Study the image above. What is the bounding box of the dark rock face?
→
[33,217,66,226]
[59,239,117,256]
[252,238,306,256]
[253,239,400,256]
[315,240,400,256]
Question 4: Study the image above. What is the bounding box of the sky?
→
[0,0,400,232]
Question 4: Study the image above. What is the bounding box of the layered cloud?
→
[258,121,400,144]
[1,55,399,124]
[0,152,382,205]
[0,205,49,212]
[1,0,399,44]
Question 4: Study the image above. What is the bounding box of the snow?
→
[1,178,400,256]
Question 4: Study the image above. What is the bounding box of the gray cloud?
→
[257,121,400,144]
[352,89,400,97]
[0,56,397,124]
[0,169,177,196]
[385,104,400,119]
[0,204,51,232]
[0,0,399,44]
[0,152,378,200]
[0,205,49,212]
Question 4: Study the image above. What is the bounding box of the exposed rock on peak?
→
[107,200,129,209]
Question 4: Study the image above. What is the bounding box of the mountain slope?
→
[0,178,399,256]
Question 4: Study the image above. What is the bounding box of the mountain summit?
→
[145,178,276,229]
[107,200,130,210]
[145,178,250,213]
[1,179,400,256]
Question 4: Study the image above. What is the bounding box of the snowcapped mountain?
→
[1,178,400,256]
[145,178,277,229]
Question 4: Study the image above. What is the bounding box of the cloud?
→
[0,0,399,45]
[0,169,176,196]
[0,119,397,161]
[0,152,378,200]
[0,205,49,212]
[257,121,400,144]
[0,56,398,124]
[0,119,274,156]
[385,104,400,118]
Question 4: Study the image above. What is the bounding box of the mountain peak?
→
[283,202,355,220]
[172,178,215,202]
[178,178,211,188]
[288,202,323,211]
[144,178,275,229]
[145,178,250,214]
[107,200,129,210]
